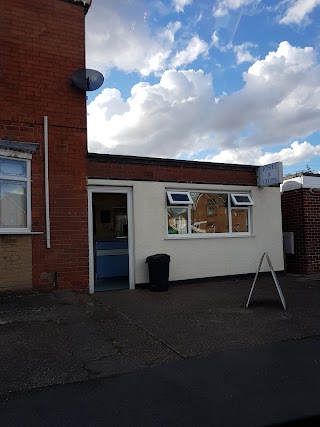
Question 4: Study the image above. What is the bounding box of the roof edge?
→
[284,172,320,180]
[87,152,258,172]
[59,0,92,14]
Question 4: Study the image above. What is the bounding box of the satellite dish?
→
[71,69,104,91]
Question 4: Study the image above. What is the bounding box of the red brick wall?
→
[0,0,89,290]
[281,189,305,273]
[302,189,320,274]
[282,188,320,274]
[87,156,257,186]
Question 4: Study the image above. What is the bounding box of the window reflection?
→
[231,208,249,232]
[167,207,188,234]
[190,193,229,233]
[0,181,27,228]
[0,159,27,177]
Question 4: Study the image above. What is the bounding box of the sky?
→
[85,0,320,175]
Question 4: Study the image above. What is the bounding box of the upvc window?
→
[167,191,193,205]
[230,193,253,206]
[166,191,253,236]
[0,157,31,232]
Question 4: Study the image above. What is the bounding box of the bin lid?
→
[146,254,170,263]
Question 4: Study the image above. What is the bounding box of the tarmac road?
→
[0,336,320,426]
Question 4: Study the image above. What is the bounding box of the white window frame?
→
[166,190,252,238]
[0,156,31,233]
[167,191,193,205]
[231,193,254,206]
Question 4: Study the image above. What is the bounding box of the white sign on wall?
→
[257,162,283,187]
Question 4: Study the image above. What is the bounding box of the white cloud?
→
[211,31,257,63]
[85,1,181,76]
[212,42,320,148]
[247,41,314,80]
[202,141,320,166]
[210,31,232,52]
[170,36,208,68]
[172,0,193,13]
[88,42,320,167]
[88,69,215,157]
[233,42,258,64]
[196,12,203,23]
[211,31,220,49]
[86,88,129,121]
[201,147,262,165]
[259,141,320,165]
[213,0,260,17]
[280,0,320,25]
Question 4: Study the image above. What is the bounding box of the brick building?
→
[1,0,284,293]
[282,173,320,274]
[0,0,89,291]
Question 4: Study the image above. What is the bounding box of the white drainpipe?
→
[44,116,51,249]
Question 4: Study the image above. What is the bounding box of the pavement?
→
[0,273,320,425]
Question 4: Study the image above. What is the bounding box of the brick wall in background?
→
[282,188,320,274]
[302,189,320,274]
[281,189,306,274]
[0,0,89,291]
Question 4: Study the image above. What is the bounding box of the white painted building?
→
[87,155,284,292]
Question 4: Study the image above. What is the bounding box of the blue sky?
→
[85,0,320,175]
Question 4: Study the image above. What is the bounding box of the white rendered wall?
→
[88,179,284,284]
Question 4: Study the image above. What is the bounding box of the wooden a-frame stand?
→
[246,252,287,310]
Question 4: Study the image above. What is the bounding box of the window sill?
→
[0,231,43,235]
[165,233,254,240]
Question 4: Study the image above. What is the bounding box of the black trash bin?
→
[146,254,170,292]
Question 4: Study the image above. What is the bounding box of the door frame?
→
[88,186,134,293]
